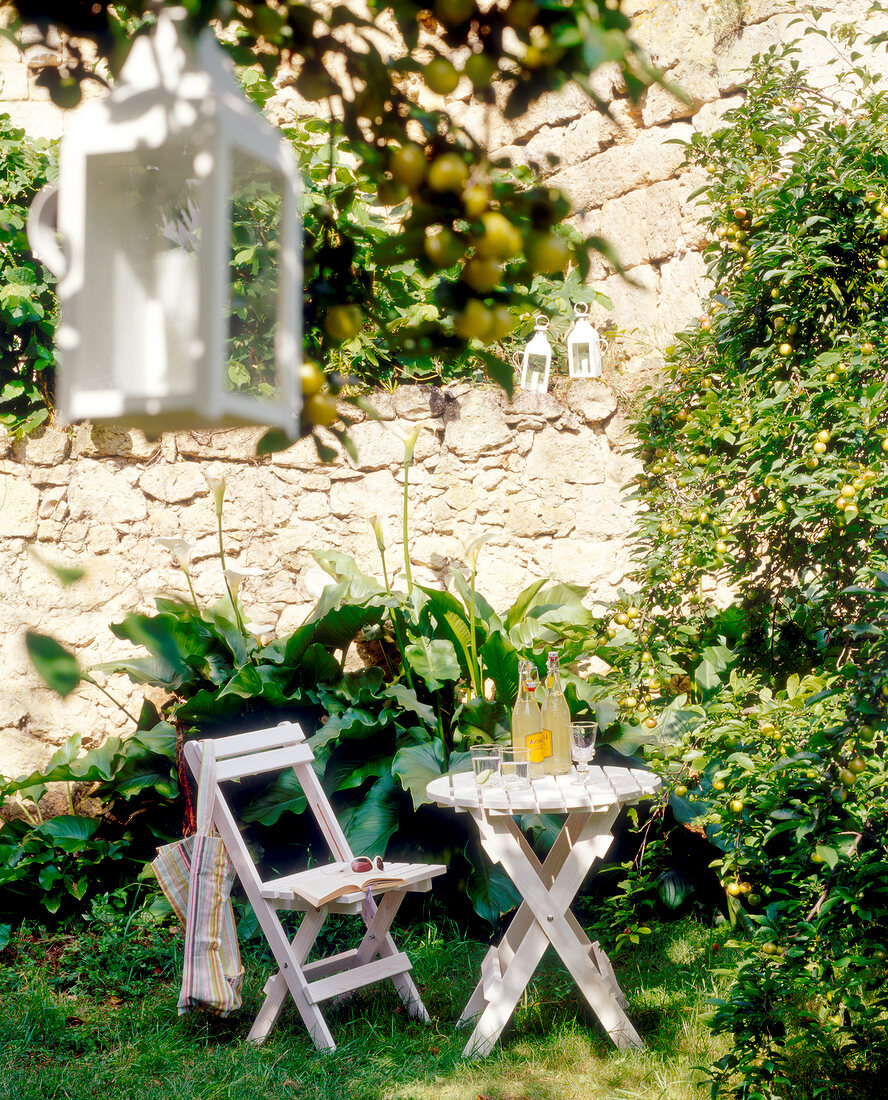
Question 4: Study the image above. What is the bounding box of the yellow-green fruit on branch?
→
[324,304,363,342]
[527,231,572,273]
[424,56,460,96]
[475,212,523,260]
[428,153,469,193]
[389,143,427,191]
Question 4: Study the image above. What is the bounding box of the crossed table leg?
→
[458,803,643,1058]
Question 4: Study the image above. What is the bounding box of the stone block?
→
[67,461,148,526]
[365,392,397,420]
[504,500,575,539]
[443,389,511,459]
[139,463,208,504]
[0,474,39,537]
[547,123,693,212]
[174,426,266,460]
[628,0,715,72]
[573,484,636,538]
[564,380,618,425]
[392,385,434,420]
[14,427,70,466]
[657,250,710,337]
[344,419,406,471]
[503,389,563,425]
[526,427,607,486]
[599,263,661,342]
[692,94,744,135]
[642,60,719,127]
[71,423,162,460]
[0,63,28,100]
[0,99,64,139]
[270,434,328,470]
[329,468,400,520]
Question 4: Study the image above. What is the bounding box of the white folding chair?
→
[182,721,446,1050]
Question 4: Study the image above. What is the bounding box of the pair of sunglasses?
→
[350,856,384,873]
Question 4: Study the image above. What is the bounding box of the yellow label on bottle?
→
[525,729,552,763]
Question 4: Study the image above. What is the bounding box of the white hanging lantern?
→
[518,316,552,394]
[566,302,606,379]
[28,6,302,436]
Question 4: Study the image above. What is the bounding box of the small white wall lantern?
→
[517,316,552,394]
[28,6,302,436]
[566,303,606,379]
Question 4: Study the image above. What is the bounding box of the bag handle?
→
[195,740,217,836]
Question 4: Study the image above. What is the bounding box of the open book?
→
[289,862,408,908]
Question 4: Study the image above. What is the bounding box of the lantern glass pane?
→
[226,150,284,404]
[572,341,592,374]
[81,145,201,403]
[525,351,548,388]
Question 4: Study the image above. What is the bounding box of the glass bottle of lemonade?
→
[541,651,571,775]
[511,660,545,778]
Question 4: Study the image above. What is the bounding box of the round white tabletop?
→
[426,763,660,815]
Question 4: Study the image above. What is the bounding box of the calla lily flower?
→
[369,514,386,554]
[154,537,195,573]
[462,533,491,569]
[401,426,422,465]
[203,471,227,516]
[223,565,264,599]
[245,622,276,641]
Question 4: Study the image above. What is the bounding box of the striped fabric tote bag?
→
[152,740,243,1016]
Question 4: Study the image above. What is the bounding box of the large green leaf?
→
[503,578,548,631]
[466,852,523,925]
[36,815,101,851]
[451,569,501,631]
[414,584,478,678]
[299,643,343,684]
[93,655,189,688]
[241,769,307,826]
[307,603,384,652]
[392,740,447,809]
[338,773,400,855]
[262,622,316,666]
[454,697,509,745]
[479,632,518,704]
[383,683,436,727]
[109,612,198,677]
[25,632,81,697]
[310,550,386,605]
[326,745,392,792]
[405,637,460,691]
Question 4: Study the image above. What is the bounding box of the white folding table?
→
[426,765,661,1058]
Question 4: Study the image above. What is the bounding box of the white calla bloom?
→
[154,537,195,573]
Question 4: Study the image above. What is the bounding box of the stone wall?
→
[1,0,883,776]
[0,383,640,775]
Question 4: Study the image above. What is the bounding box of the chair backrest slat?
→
[211,721,307,761]
[215,743,314,782]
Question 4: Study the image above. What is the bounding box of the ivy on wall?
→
[0,113,57,437]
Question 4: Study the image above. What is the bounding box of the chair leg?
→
[247,906,331,1047]
[357,891,431,1022]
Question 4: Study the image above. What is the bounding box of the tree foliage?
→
[593,28,888,1098]
[0,114,56,434]
[1,0,656,401]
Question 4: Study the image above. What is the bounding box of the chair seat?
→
[261,860,446,912]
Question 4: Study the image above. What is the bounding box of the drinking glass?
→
[569,722,598,783]
[471,745,502,791]
[501,746,531,789]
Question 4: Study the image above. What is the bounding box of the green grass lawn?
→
[0,915,735,1100]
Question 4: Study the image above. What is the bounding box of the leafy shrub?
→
[0,113,56,435]
[591,28,888,1098]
